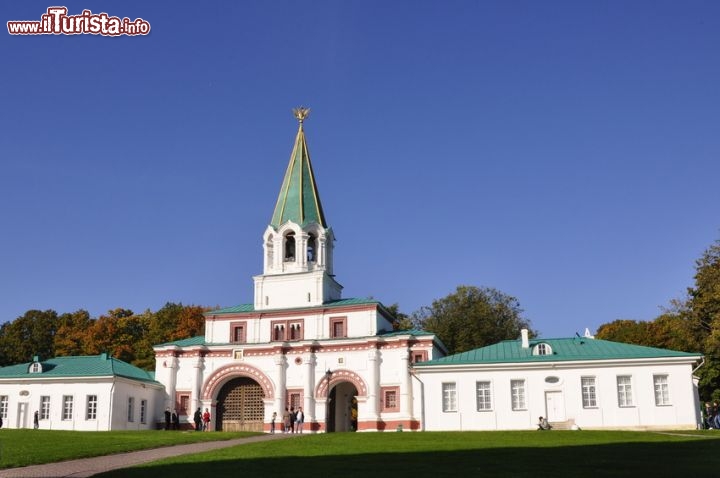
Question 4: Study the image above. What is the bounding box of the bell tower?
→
[253,108,342,310]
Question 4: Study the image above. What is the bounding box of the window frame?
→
[0,395,8,419]
[511,379,526,411]
[653,374,670,406]
[442,382,457,413]
[476,381,492,411]
[329,316,347,339]
[40,396,51,420]
[581,376,597,408]
[616,375,634,407]
[230,321,247,344]
[140,399,148,424]
[62,395,74,420]
[381,386,400,412]
[86,395,97,420]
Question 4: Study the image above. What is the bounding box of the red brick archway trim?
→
[202,363,274,400]
[315,368,367,398]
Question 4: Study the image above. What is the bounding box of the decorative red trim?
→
[202,363,274,400]
[315,369,368,398]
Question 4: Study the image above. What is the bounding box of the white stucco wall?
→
[0,378,164,431]
[416,359,701,431]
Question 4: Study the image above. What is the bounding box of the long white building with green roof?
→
[0,354,163,430]
[414,329,703,430]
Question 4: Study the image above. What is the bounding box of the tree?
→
[415,285,534,355]
[385,303,414,331]
[0,309,58,365]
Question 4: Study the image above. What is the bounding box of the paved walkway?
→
[0,433,294,478]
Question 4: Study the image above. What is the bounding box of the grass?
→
[95,430,720,478]
[0,429,260,468]
[2,429,719,477]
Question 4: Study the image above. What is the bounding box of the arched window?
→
[284,232,296,262]
[307,233,317,262]
[533,343,552,356]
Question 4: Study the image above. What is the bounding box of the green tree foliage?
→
[0,303,207,370]
[415,285,534,355]
[0,309,58,365]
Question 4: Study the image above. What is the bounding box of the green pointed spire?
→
[270,108,328,228]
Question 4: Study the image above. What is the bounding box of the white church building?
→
[0,110,704,432]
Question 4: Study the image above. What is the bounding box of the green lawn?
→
[95,430,720,478]
[0,429,259,468]
[2,429,718,477]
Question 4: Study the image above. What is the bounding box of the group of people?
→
[193,407,211,431]
[703,401,720,429]
[270,406,304,433]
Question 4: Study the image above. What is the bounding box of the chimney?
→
[521,328,529,349]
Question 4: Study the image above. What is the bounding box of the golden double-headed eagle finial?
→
[293,107,310,123]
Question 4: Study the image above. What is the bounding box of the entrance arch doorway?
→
[327,381,358,432]
[216,376,265,432]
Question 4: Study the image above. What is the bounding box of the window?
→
[381,386,400,412]
[140,399,147,424]
[330,317,347,338]
[231,322,247,343]
[511,380,526,410]
[617,376,633,407]
[476,381,492,411]
[127,397,135,422]
[176,393,190,416]
[0,396,8,419]
[533,343,552,356]
[411,350,428,364]
[286,390,303,410]
[284,232,296,261]
[86,395,97,420]
[62,395,74,420]
[272,320,304,341]
[654,375,670,406]
[581,377,597,408]
[442,382,457,412]
[41,396,51,420]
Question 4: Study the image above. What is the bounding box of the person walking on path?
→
[202,408,211,431]
[193,408,202,431]
[270,411,277,434]
[295,407,305,433]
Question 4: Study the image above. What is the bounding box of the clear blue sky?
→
[2,1,718,339]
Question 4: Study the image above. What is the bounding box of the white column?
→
[304,353,317,421]
[400,352,412,419]
[191,355,204,411]
[366,348,380,420]
[274,355,287,415]
[166,355,178,410]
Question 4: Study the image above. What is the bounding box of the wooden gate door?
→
[216,377,265,432]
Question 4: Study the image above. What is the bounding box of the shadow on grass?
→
[97,439,719,478]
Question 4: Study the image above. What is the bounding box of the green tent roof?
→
[270,116,327,228]
[0,354,159,384]
[417,337,702,366]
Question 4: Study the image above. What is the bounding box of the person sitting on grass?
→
[537,416,552,430]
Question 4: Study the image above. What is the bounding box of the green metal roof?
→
[207,297,381,316]
[417,337,702,366]
[0,354,160,384]
[270,119,327,228]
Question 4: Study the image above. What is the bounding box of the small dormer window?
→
[533,343,552,356]
[29,362,42,373]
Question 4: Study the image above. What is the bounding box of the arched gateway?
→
[215,377,265,432]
